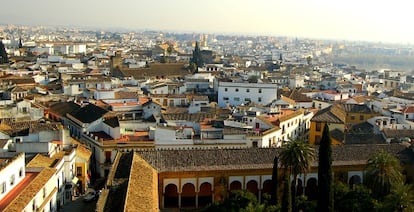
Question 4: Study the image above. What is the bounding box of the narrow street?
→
[61,187,98,212]
[61,193,97,212]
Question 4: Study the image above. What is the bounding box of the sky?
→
[1,0,414,44]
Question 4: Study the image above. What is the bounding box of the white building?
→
[218,82,278,107]
[0,152,59,212]
[152,126,250,149]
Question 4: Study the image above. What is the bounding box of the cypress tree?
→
[317,124,333,212]
[281,171,292,212]
[270,156,278,205]
[0,40,8,64]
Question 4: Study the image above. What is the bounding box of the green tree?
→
[0,40,8,64]
[247,75,259,83]
[317,124,333,212]
[270,156,279,205]
[383,183,414,212]
[206,190,277,212]
[334,182,376,212]
[167,44,174,56]
[279,139,315,212]
[306,56,312,65]
[281,172,292,212]
[365,149,403,199]
[296,195,316,212]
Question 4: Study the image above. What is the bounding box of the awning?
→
[72,177,79,185]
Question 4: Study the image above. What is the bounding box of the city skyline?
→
[1,0,414,44]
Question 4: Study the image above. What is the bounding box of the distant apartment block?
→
[218,82,277,107]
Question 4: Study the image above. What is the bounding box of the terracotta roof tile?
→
[162,112,214,122]
[4,168,56,212]
[125,153,159,211]
[402,106,414,114]
[311,104,347,123]
[136,144,408,172]
[114,63,188,79]
[68,104,108,123]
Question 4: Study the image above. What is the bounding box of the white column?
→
[196,193,199,208]
[161,194,165,209]
[178,193,181,208]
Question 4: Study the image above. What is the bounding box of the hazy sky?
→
[2,0,413,43]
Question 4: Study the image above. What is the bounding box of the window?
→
[258,97,262,102]
[1,182,5,194]
[19,168,23,177]
[43,187,46,198]
[258,88,262,93]
[234,97,240,101]
[105,151,111,163]
[10,174,15,186]
[235,88,239,92]
[245,98,251,102]
[223,97,229,101]
[246,89,250,92]
[406,114,409,118]
[351,115,355,120]
[316,122,322,131]
[360,115,364,121]
[224,88,228,92]
[76,167,82,176]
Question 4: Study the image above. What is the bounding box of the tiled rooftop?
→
[311,105,345,123]
[49,101,81,117]
[136,144,408,172]
[337,103,373,113]
[162,112,215,122]
[3,168,56,212]
[125,153,158,211]
[0,172,38,211]
[0,119,60,136]
[114,63,188,79]
[68,103,108,124]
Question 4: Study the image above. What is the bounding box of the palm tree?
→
[383,183,414,212]
[365,149,403,199]
[279,138,316,212]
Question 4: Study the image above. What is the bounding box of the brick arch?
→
[198,182,213,207]
[246,180,259,198]
[164,184,178,208]
[291,178,303,196]
[349,175,361,188]
[305,178,318,201]
[181,183,196,208]
[262,179,273,195]
[229,180,242,191]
